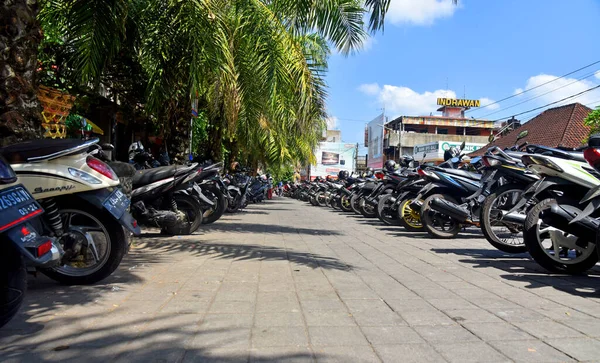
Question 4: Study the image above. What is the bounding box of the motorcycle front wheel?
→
[0,242,26,328]
[42,199,127,285]
[339,194,353,212]
[480,184,528,253]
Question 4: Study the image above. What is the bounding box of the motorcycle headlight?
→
[69,168,101,184]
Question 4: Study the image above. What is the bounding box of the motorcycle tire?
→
[316,192,327,207]
[0,243,26,328]
[329,195,338,209]
[359,197,378,218]
[42,199,127,285]
[480,183,528,254]
[201,185,227,224]
[398,196,424,232]
[164,194,203,235]
[523,198,598,274]
[350,194,362,215]
[421,194,461,239]
[377,194,400,226]
[339,194,353,212]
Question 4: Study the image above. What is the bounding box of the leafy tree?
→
[584,106,600,141]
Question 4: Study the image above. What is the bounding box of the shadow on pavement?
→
[432,247,600,297]
[0,312,319,362]
[137,239,353,271]
[174,222,342,236]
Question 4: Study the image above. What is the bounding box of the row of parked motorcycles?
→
[290,136,600,277]
[0,137,270,328]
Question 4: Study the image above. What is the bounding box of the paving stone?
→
[314,346,379,363]
[512,319,585,339]
[251,326,309,347]
[462,321,536,342]
[201,313,255,329]
[494,307,547,322]
[250,346,314,362]
[254,312,305,327]
[300,299,346,311]
[432,341,510,363]
[545,337,600,361]
[303,310,356,326]
[398,306,456,326]
[445,308,503,323]
[361,326,425,345]
[209,300,256,314]
[373,344,446,363]
[308,326,369,346]
[488,339,575,362]
[414,324,481,343]
[182,347,250,363]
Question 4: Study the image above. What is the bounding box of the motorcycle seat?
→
[440,168,482,181]
[0,138,98,163]
[133,165,194,187]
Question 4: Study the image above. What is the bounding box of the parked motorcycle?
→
[0,155,63,327]
[0,138,140,285]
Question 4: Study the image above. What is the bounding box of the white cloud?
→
[595,70,600,80]
[326,116,339,130]
[514,88,524,96]
[359,84,499,117]
[358,83,381,96]
[479,97,500,110]
[361,35,377,51]
[517,74,600,107]
[387,0,459,26]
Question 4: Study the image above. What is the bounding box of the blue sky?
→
[325,0,600,147]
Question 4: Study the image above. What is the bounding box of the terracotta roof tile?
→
[470,103,592,156]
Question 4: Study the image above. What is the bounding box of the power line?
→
[490,84,600,123]
[477,70,599,119]
[466,59,600,113]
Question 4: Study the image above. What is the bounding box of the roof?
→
[470,103,592,156]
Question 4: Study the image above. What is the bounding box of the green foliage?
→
[36,0,412,169]
[191,112,209,157]
[584,106,600,142]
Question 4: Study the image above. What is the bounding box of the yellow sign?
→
[437,98,481,108]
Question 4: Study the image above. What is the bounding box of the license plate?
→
[0,184,43,232]
[103,188,130,220]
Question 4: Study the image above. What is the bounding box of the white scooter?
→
[0,138,140,285]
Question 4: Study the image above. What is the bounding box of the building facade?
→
[382,98,496,163]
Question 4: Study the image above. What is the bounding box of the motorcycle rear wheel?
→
[42,199,127,285]
[339,194,353,212]
[524,198,598,274]
[201,185,227,224]
[163,194,203,235]
[421,194,461,239]
[0,243,26,328]
[398,197,424,232]
[377,194,400,226]
[350,194,362,215]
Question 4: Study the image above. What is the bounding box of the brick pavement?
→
[2,198,600,362]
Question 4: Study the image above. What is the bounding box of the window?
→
[437,128,448,135]
[456,127,464,135]
[420,129,428,134]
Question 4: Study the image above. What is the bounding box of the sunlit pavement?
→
[2,198,600,362]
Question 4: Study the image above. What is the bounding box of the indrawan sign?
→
[437,98,481,108]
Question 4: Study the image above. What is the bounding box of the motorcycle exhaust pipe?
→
[365,197,378,207]
[429,197,469,223]
[409,199,423,211]
[497,211,527,224]
[540,205,599,242]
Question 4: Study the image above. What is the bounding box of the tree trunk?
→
[166,101,191,164]
[206,115,224,162]
[0,0,44,146]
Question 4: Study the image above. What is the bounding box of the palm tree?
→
[0,0,44,146]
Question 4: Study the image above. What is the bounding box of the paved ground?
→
[2,198,600,362]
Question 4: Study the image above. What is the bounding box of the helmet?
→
[338,170,349,180]
[230,161,240,172]
[366,167,374,176]
[128,141,144,160]
[384,160,396,171]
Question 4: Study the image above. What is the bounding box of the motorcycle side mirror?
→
[451,157,460,164]
[101,143,115,151]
